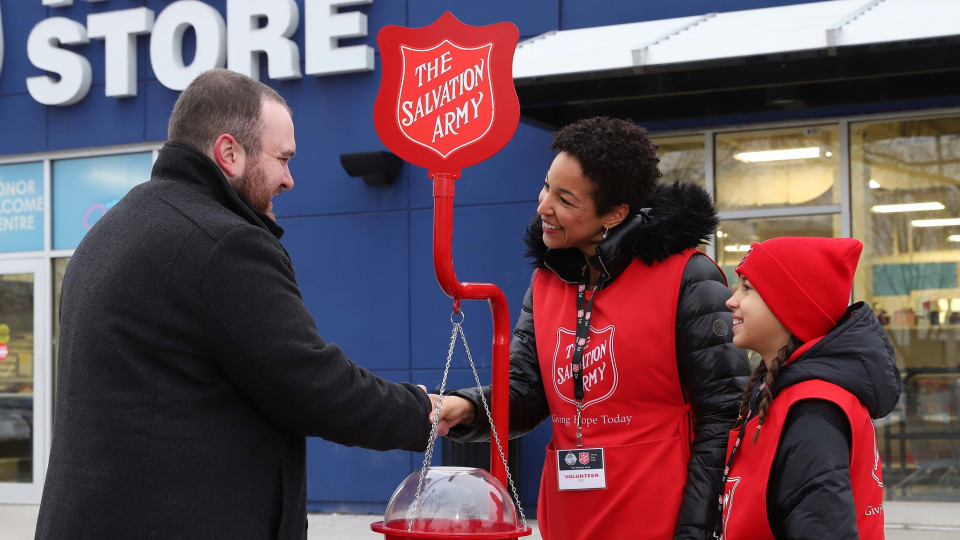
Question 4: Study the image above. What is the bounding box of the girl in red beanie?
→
[719,236,901,539]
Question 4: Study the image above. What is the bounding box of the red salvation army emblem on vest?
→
[552,325,619,409]
[374,12,519,178]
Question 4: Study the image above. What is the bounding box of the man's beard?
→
[234,157,275,220]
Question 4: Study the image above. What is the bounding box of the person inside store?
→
[434,116,751,540]
[719,236,901,539]
[35,69,440,540]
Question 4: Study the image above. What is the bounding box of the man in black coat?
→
[35,69,436,540]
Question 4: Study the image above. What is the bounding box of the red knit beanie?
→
[735,237,863,343]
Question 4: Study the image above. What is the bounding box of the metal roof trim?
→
[513,0,959,80]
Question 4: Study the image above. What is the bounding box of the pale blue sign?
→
[53,152,152,250]
[0,162,45,253]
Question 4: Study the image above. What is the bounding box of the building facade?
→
[1,0,958,523]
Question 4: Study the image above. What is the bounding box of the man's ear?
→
[212,134,245,179]
[603,203,631,229]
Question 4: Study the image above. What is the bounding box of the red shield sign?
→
[375,12,519,178]
[396,41,494,159]
[552,325,619,410]
[579,452,590,466]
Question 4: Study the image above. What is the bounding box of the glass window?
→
[0,272,35,483]
[715,214,841,289]
[52,258,69,410]
[0,162,45,253]
[52,152,152,250]
[851,115,960,502]
[654,134,705,188]
[716,126,840,211]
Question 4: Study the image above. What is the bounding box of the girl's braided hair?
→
[736,335,804,441]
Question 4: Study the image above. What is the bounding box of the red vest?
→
[721,380,885,539]
[533,250,698,540]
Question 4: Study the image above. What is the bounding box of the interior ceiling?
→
[515,37,960,130]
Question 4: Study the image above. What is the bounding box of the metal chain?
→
[407,312,459,531]
[407,309,527,530]
[459,321,527,526]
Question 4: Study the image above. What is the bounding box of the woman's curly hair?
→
[550,117,662,216]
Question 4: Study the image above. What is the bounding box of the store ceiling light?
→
[949,235,960,242]
[868,179,881,189]
[723,244,752,252]
[912,218,960,228]
[871,202,945,213]
[733,147,820,163]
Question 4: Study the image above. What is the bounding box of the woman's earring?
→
[602,227,609,240]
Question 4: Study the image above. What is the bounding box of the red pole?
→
[432,172,511,486]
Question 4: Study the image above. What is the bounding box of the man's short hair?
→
[168,68,290,158]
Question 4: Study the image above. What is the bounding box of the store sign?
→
[52,152,152,250]
[22,0,375,106]
[0,344,8,362]
[0,163,45,253]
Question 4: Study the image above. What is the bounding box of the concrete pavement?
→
[0,505,543,540]
[3,502,960,539]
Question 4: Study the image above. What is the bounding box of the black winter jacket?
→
[745,301,900,539]
[449,182,750,540]
[36,143,432,540]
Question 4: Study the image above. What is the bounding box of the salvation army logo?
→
[552,325,618,409]
[396,40,494,159]
[374,12,519,178]
[871,433,883,487]
[564,452,577,466]
[722,476,741,534]
[578,452,590,465]
[735,246,753,271]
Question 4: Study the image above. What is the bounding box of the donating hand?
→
[418,385,450,437]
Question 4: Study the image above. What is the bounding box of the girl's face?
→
[726,277,792,367]
[537,152,624,258]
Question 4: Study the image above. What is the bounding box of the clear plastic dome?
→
[382,466,519,534]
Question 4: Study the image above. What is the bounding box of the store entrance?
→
[0,259,48,503]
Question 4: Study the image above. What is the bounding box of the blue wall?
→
[0,0,825,512]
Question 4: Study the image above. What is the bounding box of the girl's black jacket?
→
[745,301,901,539]
[448,182,751,540]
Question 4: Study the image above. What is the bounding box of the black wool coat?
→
[36,143,431,540]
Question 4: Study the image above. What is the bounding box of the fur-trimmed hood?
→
[524,181,719,285]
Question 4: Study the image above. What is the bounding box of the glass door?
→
[0,259,48,502]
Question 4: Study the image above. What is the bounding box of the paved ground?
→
[0,505,542,540]
[3,502,960,539]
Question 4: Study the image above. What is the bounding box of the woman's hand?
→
[429,394,477,437]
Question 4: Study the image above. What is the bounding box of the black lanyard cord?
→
[572,264,606,401]
[713,382,765,538]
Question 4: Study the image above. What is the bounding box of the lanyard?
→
[713,382,765,538]
[573,264,606,446]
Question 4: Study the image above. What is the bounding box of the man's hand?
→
[418,385,450,437]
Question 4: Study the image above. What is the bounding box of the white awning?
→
[514,0,960,79]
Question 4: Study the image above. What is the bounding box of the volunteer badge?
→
[557,448,606,490]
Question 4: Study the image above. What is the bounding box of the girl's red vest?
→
[721,380,885,539]
[533,250,698,540]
